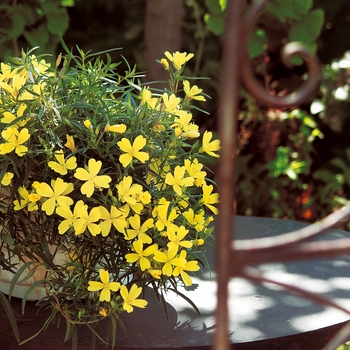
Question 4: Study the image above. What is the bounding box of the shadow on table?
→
[0,286,216,350]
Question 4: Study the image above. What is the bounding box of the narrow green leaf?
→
[19,313,55,345]
[21,279,46,314]
[8,261,39,299]
[0,292,21,343]
[64,316,73,342]
[110,315,117,349]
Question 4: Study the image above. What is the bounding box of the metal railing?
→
[214,0,350,349]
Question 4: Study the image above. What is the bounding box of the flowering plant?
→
[0,46,220,347]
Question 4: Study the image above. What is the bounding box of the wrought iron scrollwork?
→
[240,0,322,109]
[215,0,350,349]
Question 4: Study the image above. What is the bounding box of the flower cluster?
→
[0,48,220,344]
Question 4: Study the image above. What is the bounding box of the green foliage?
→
[0,0,71,63]
[203,0,226,36]
[201,0,324,61]
[236,105,323,219]
[267,0,313,22]
[236,50,350,226]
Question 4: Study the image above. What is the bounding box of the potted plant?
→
[0,46,220,348]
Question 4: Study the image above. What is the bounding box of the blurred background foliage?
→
[1,0,350,227]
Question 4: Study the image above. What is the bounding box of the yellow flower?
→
[125,239,158,271]
[184,158,206,186]
[162,93,180,113]
[153,247,186,277]
[0,63,18,82]
[74,201,101,236]
[117,135,149,168]
[0,127,30,156]
[56,201,94,235]
[165,165,194,195]
[120,284,148,313]
[36,178,74,215]
[18,82,44,100]
[116,176,143,206]
[140,88,158,109]
[1,172,13,186]
[99,205,128,236]
[200,130,220,158]
[173,250,200,286]
[1,103,28,127]
[64,134,76,152]
[104,123,127,133]
[28,55,51,76]
[56,203,79,235]
[125,214,153,244]
[171,110,200,139]
[74,158,112,198]
[167,225,193,252]
[87,269,120,302]
[145,269,162,279]
[183,80,206,101]
[13,186,39,211]
[0,74,26,98]
[164,51,194,71]
[183,208,206,231]
[152,197,178,231]
[201,183,219,215]
[48,150,77,175]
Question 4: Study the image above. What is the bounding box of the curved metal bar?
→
[234,201,350,251]
[240,0,322,109]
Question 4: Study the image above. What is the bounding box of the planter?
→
[0,247,66,301]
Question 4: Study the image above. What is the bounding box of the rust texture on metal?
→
[215,0,350,349]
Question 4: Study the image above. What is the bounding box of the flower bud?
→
[160,58,169,71]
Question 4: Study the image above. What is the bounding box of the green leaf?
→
[40,1,60,14]
[61,0,75,6]
[24,25,50,48]
[9,12,26,39]
[0,292,20,343]
[205,0,223,15]
[249,29,267,58]
[289,9,325,44]
[204,13,225,36]
[219,0,227,11]
[46,9,69,35]
[8,261,40,299]
[267,0,313,22]
[1,234,14,245]
[19,313,56,345]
